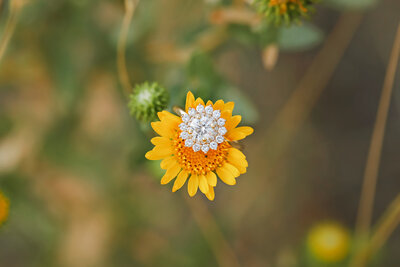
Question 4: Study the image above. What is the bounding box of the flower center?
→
[173,132,230,175]
[179,104,227,153]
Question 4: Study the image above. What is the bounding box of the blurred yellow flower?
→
[307,222,350,263]
[0,192,9,226]
[146,91,253,200]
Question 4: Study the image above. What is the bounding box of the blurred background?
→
[0,0,399,266]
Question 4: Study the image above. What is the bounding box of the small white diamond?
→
[182,113,190,122]
[207,128,215,135]
[210,142,218,150]
[196,104,205,113]
[179,123,187,131]
[180,132,189,139]
[187,127,193,134]
[195,113,201,119]
[188,108,196,116]
[217,118,226,126]
[216,135,224,143]
[190,118,199,129]
[185,139,193,147]
[213,110,221,119]
[200,117,208,125]
[205,105,213,114]
[218,127,227,135]
[201,145,210,153]
[193,144,201,152]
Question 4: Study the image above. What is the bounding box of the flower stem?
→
[117,0,138,96]
[355,23,400,245]
[0,0,23,64]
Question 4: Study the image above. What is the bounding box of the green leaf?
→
[325,0,378,10]
[278,23,324,52]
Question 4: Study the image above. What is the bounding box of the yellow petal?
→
[199,175,209,194]
[193,97,205,107]
[227,148,248,174]
[205,186,215,201]
[225,115,241,130]
[188,174,199,197]
[223,163,240,177]
[151,136,172,146]
[160,156,176,170]
[216,166,236,185]
[228,159,247,174]
[226,126,254,141]
[213,100,224,110]
[221,110,232,121]
[224,102,234,113]
[157,111,181,126]
[185,91,195,112]
[206,172,217,187]
[145,148,171,160]
[172,170,189,192]
[206,100,213,106]
[150,144,173,158]
[161,162,181,185]
[151,121,175,138]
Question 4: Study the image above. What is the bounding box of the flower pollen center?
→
[173,131,230,175]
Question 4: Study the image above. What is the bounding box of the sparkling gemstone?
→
[180,103,225,153]
[188,108,196,116]
[207,128,215,135]
[190,118,199,129]
[212,110,221,119]
[218,127,227,135]
[210,142,218,150]
[196,104,205,113]
[192,144,201,152]
[182,113,190,122]
[185,139,194,147]
[201,145,210,153]
[200,117,208,125]
[217,118,226,126]
[179,123,187,131]
[205,105,213,114]
[180,132,189,139]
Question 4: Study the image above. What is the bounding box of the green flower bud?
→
[252,0,318,26]
[128,82,169,122]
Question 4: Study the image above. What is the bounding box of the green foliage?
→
[278,23,324,51]
[128,82,170,123]
[252,0,319,26]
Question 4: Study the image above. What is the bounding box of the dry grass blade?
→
[185,196,241,267]
[351,194,400,267]
[117,0,138,96]
[355,23,400,243]
[0,0,24,63]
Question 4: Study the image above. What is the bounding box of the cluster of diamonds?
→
[179,104,227,153]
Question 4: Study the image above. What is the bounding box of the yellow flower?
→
[0,192,9,226]
[307,222,350,263]
[145,91,254,200]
